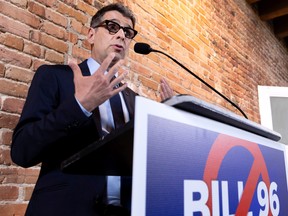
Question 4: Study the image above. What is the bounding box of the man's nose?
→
[116,28,126,39]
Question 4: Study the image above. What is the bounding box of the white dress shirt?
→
[77,57,130,206]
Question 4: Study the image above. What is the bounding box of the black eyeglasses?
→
[93,20,138,39]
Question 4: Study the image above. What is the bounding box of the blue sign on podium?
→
[132,97,288,216]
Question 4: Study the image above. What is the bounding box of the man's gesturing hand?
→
[68,53,128,112]
[160,78,174,101]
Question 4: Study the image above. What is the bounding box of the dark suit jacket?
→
[11,60,136,216]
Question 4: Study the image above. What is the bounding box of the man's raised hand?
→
[68,53,128,112]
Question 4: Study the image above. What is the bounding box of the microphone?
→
[134,43,153,54]
[134,42,248,119]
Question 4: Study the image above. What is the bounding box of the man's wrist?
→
[76,98,92,117]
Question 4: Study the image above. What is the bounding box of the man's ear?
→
[87,28,95,45]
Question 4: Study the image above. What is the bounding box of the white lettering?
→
[222,181,234,216]
[184,180,279,215]
[212,180,220,216]
[184,180,210,216]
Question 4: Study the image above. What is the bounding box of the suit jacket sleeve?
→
[11,64,97,168]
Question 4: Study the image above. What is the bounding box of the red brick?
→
[0,113,19,130]
[82,38,91,50]
[45,49,65,64]
[0,204,27,216]
[39,34,68,53]
[0,46,32,69]
[24,174,39,185]
[83,0,93,5]
[35,0,57,7]
[168,30,184,46]
[0,186,19,200]
[10,0,28,8]
[139,76,158,91]
[72,45,91,61]
[181,40,195,54]
[2,97,25,114]
[81,25,90,35]
[23,41,43,58]
[62,0,77,7]
[32,59,51,71]
[0,33,24,51]
[0,14,30,39]
[155,30,172,45]
[166,70,181,84]
[152,16,170,33]
[131,63,152,78]
[30,30,68,53]
[0,79,28,98]
[23,167,41,175]
[57,2,88,24]
[0,148,13,165]
[24,186,34,201]
[41,21,67,40]
[0,173,4,183]
[67,32,79,44]
[0,63,4,77]
[77,1,97,16]
[45,7,68,27]
[71,18,83,34]
[0,1,41,29]
[5,66,34,83]
[0,167,39,184]
[28,1,45,18]
[0,129,13,146]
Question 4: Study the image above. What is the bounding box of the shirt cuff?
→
[76,98,92,117]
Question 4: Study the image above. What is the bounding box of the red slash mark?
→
[203,134,271,216]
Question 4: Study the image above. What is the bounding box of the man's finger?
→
[113,83,127,95]
[110,70,128,89]
[106,59,125,82]
[160,78,174,101]
[96,53,116,76]
[68,58,82,79]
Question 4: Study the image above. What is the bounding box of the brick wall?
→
[0,0,287,215]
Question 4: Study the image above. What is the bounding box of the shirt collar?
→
[87,57,119,77]
[87,57,100,76]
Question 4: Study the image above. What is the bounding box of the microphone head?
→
[134,43,152,55]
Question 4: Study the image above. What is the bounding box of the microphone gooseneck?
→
[133,42,248,119]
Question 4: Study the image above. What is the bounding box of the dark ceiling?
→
[246,0,288,49]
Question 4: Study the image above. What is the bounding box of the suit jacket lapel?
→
[79,60,90,76]
[78,60,103,137]
[122,87,137,120]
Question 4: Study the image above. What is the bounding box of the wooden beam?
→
[274,15,288,38]
[259,1,288,20]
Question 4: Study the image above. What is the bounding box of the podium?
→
[61,95,288,215]
[61,120,134,176]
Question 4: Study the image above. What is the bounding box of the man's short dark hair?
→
[91,3,136,28]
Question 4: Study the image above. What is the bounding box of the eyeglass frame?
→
[93,20,138,39]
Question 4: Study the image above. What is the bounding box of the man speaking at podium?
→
[11,3,173,216]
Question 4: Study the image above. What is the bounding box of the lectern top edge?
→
[163,94,281,142]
